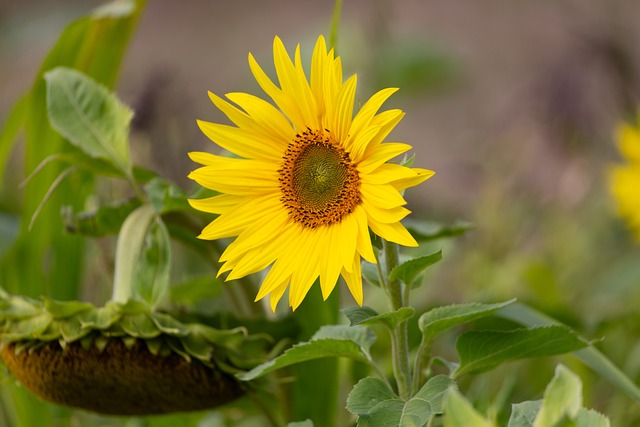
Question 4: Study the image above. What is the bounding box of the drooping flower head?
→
[609,117,640,241]
[188,35,434,311]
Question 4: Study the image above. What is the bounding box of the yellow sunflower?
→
[609,118,640,241]
[188,35,434,311]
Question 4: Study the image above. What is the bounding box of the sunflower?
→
[188,35,434,311]
[609,118,640,241]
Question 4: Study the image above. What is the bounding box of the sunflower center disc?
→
[279,130,360,228]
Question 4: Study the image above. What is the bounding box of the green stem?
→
[126,170,147,203]
[381,240,413,400]
[411,337,431,395]
[329,0,342,51]
[383,240,404,310]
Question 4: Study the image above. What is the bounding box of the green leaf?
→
[389,250,442,286]
[362,261,381,287]
[78,302,121,329]
[0,94,27,193]
[342,306,381,326]
[1,313,53,342]
[43,298,93,318]
[61,197,140,237]
[453,326,589,378]
[237,338,370,381]
[112,204,171,308]
[312,325,377,358]
[118,313,162,339]
[405,220,474,243]
[343,306,415,330]
[347,375,455,427]
[534,365,582,427]
[132,216,171,308]
[346,377,399,416]
[508,401,542,427]
[443,388,494,427]
[45,67,133,176]
[575,409,610,427]
[419,299,516,341]
[145,177,190,214]
[287,421,314,427]
[1,0,144,306]
[498,302,640,403]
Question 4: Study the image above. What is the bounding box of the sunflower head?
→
[609,117,640,241]
[189,35,434,311]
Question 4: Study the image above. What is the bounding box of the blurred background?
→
[2,0,640,424]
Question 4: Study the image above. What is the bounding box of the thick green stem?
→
[381,240,413,400]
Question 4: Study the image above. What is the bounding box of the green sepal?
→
[0,291,272,374]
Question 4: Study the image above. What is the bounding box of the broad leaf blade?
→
[389,250,442,286]
[343,306,414,329]
[346,375,455,427]
[311,325,376,359]
[237,339,369,381]
[454,326,588,378]
[346,377,398,416]
[45,67,133,176]
[498,302,640,403]
[419,299,515,340]
[343,306,381,326]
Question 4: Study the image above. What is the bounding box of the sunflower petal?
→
[188,194,242,214]
[353,205,376,263]
[358,142,412,174]
[269,280,289,312]
[368,218,418,247]
[391,168,435,191]
[341,255,364,306]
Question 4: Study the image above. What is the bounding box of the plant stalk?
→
[382,240,413,400]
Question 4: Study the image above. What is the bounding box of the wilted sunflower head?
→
[189,35,434,311]
[609,117,640,241]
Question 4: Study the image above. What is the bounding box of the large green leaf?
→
[0,94,27,194]
[311,325,377,357]
[347,375,455,427]
[0,0,145,302]
[237,338,370,381]
[498,302,640,403]
[389,250,442,287]
[238,325,375,381]
[453,326,588,378]
[419,299,515,341]
[45,67,133,176]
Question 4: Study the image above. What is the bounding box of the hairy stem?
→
[381,240,413,400]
